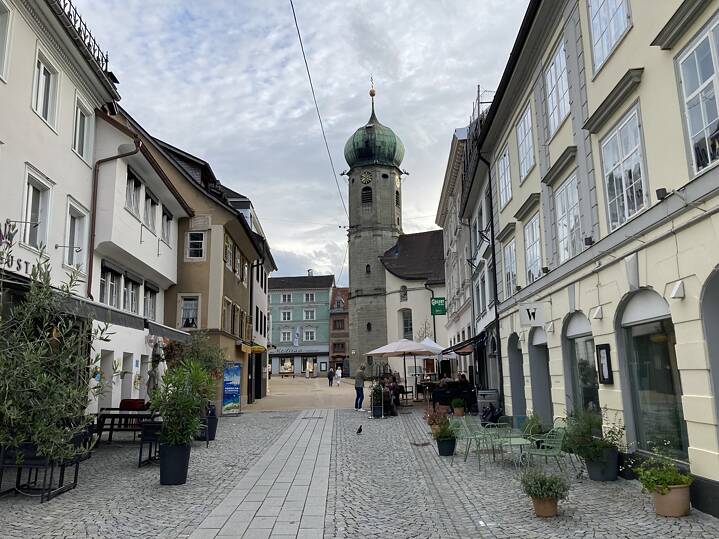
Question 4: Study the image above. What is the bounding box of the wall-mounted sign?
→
[222,362,242,415]
[595,344,613,384]
[519,302,546,327]
[430,297,446,316]
[272,345,328,355]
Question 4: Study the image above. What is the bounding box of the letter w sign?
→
[519,302,545,327]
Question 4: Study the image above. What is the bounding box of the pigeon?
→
[356,425,362,435]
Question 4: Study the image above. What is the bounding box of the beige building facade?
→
[472,0,719,512]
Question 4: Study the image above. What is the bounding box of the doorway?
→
[529,328,553,426]
[254,354,263,399]
[507,333,526,416]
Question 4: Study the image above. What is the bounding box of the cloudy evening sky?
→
[75,0,528,285]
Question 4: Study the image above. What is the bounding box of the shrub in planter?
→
[433,421,456,456]
[451,398,465,417]
[151,368,202,485]
[427,412,448,436]
[635,449,693,517]
[524,411,546,437]
[520,468,569,517]
[565,408,624,481]
[371,384,384,418]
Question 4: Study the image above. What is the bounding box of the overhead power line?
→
[289,0,348,218]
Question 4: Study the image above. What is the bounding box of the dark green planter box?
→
[436,438,456,456]
[586,447,619,481]
[160,443,191,485]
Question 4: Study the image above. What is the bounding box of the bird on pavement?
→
[356,425,362,435]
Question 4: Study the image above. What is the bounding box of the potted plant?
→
[371,384,383,418]
[520,468,569,517]
[182,360,217,441]
[151,367,202,485]
[635,449,693,517]
[451,398,465,417]
[432,420,456,456]
[426,411,447,435]
[565,408,623,481]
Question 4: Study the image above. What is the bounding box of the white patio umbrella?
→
[419,337,456,376]
[366,339,437,389]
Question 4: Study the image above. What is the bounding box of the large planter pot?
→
[160,443,191,485]
[453,407,465,417]
[531,497,558,517]
[436,438,456,456]
[372,405,383,418]
[585,447,619,481]
[653,485,691,517]
[206,416,219,441]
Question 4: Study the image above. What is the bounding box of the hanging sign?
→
[222,362,242,415]
[430,297,446,315]
[519,302,546,327]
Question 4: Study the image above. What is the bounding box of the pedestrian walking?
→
[327,367,335,387]
[354,365,365,410]
[335,366,342,386]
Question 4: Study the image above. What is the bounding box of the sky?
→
[75,0,528,286]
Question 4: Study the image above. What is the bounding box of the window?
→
[304,292,315,302]
[399,285,408,302]
[333,319,345,330]
[123,279,140,314]
[32,52,58,125]
[516,104,534,180]
[224,234,232,269]
[401,309,413,340]
[99,269,121,308]
[680,30,719,173]
[361,187,372,204]
[497,147,511,208]
[333,342,345,353]
[365,264,371,274]
[588,0,629,70]
[125,171,141,215]
[282,293,292,303]
[545,42,570,136]
[555,174,582,263]
[187,231,205,259]
[281,310,291,322]
[601,109,646,230]
[232,305,240,336]
[242,258,249,285]
[0,2,9,79]
[304,309,315,321]
[395,190,400,207]
[181,296,199,328]
[503,240,517,298]
[222,298,233,333]
[524,214,541,285]
[65,205,86,270]
[478,273,487,314]
[570,334,598,411]
[161,208,172,243]
[281,330,291,342]
[143,288,157,321]
[23,173,50,249]
[73,99,91,159]
[255,306,260,331]
[144,193,157,232]
[366,322,372,332]
[304,329,316,342]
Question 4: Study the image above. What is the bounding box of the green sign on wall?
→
[430,297,446,316]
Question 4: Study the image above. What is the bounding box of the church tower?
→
[344,86,405,375]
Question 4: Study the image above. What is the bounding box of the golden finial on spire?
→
[369,74,376,98]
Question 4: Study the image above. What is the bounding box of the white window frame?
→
[185,231,206,261]
[503,239,517,299]
[281,310,292,322]
[178,294,201,329]
[282,293,292,303]
[143,287,157,321]
[125,170,142,216]
[222,297,233,333]
[22,167,53,251]
[304,309,315,321]
[143,193,157,233]
[31,47,59,129]
[123,278,140,314]
[545,41,570,137]
[0,0,12,82]
[516,104,535,180]
[224,233,233,271]
[161,207,172,244]
[304,292,315,302]
[72,93,93,162]
[281,330,292,342]
[679,23,719,174]
[496,146,511,209]
[99,268,121,308]
[64,197,88,273]
[304,328,316,342]
[588,0,630,72]
[554,173,582,263]
[523,213,542,285]
[600,108,647,231]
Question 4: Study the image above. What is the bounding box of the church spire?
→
[368,76,378,125]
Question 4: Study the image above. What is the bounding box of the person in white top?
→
[335,367,342,386]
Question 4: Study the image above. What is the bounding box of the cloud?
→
[75,0,528,286]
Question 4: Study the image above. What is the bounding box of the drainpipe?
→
[86,138,142,299]
[478,154,505,410]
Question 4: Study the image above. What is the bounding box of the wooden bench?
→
[279,372,296,378]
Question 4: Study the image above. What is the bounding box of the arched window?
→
[399,285,407,302]
[563,312,598,412]
[366,322,372,332]
[365,264,371,274]
[395,190,400,207]
[361,187,372,204]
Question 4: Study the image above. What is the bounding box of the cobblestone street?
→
[2,406,719,538]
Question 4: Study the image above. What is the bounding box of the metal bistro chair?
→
[462,416,493,469]
[449,417,469,465]
[484,420,512,462]
[527,427,567,471]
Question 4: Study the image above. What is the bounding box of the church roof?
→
[344,92,404,169]
[380,230,445,284]
[269,275,336,290]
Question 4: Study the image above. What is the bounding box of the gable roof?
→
[380,230,445,284]
[269,275,336,290]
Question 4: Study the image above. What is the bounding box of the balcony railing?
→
[50,0,109,71]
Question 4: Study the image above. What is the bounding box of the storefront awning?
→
[146,320,191,343]
[250,345,266,354]
[442,331,487,356]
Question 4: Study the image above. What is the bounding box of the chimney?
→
[307,269,314,276]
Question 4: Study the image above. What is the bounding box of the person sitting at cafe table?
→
[458,373,471,388]
[438,372,452,387]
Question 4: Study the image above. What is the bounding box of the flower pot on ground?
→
[205,416,219,441]
[159,443,191,485]
[585,447,619,481]
[371,384,384,418]
[565,408,623,481]
[451,398,465,417]
[433,421,456,456]
[520,468,569,518]
[634,449,693,517]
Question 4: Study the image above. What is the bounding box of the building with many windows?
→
[329,287,349,373]
[467,0,719,514]
[268,273,334,377]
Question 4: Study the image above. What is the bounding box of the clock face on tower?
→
[395,175,401,189]
[360,172,372,184]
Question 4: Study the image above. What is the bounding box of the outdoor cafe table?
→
[95,410,156,443]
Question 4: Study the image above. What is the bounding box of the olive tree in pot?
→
[371,384,383,418]
[451,398,465,417]
[520,468,569,517]
[635,448,693,517]
[565,408,624,481]
[432,420,456,456]
[151,367,202,485]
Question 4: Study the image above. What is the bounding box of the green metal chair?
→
[462,416,493,469]
[527,427,567,471]
[448,417,471,464]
